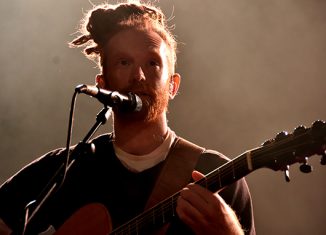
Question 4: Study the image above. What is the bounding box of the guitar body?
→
[55,203,112,235]
[55,203,169,235]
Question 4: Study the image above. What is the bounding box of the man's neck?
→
[112,113,169,155]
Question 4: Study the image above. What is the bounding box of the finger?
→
[180,184,209,209]
[176,193,208,229]
[190,170,212,204]
[192,170,225,193]
[187,184,231,222]
[192,170,205,181]
[178,184,217,221]
[187,183,220,208]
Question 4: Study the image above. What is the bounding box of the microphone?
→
[75,84,142,112]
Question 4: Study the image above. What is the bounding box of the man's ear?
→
[95,74,105,88]
[169,73,181,99]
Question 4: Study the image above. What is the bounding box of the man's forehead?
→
[143,31,164,47]
[105,28,167,52]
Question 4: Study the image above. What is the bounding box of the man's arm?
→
[0,218,12,235]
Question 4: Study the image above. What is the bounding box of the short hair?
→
[70,0,177,74]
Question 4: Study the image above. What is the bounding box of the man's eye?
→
[149,60,159,67]
[119,59,130,66]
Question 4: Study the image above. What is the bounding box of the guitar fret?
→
[136,219,139,235]
[217,168,222,188]
[203,176,207,188]
[161,203,165,223]
[171,195,175,216]
[152,207,155,225]
[246,151,253,171]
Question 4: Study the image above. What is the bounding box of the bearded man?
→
[0,1,255,234]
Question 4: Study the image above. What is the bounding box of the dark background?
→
[0,0,325,234]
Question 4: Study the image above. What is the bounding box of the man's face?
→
[99,28,173,122]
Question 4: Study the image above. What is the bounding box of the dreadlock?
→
[70,0,177,73]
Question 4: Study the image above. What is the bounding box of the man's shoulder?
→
[195,149,230,174]
[174,135,229,174]
[91,132,113,143]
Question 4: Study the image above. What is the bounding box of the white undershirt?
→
[113,128,176,172]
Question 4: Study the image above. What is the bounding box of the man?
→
[0,1,255,234]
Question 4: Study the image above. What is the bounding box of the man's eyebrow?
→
[110,51,130,57]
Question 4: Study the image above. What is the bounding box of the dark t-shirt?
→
[0,134,255,234]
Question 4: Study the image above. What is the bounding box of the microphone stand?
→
[18,106,112,235]
[82,106,112,143]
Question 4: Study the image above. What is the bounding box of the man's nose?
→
[133,66,146,81]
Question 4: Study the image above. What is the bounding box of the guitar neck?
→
[198,148,261,192]
[111,150,258,235]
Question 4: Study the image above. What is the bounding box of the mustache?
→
[121,83,156,96]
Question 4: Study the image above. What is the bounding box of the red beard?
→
[113,81,170,123]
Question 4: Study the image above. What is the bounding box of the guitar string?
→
[111,128,326,234]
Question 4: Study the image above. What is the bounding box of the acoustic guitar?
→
[56,120,326,235]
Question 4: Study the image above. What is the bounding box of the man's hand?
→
[176,170,244,235]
